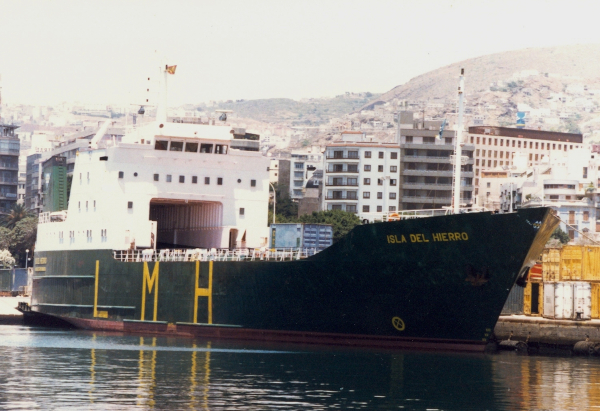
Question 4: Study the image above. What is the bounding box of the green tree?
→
[10,216,38,266]
[550,227,570,244]
[0,227,12,250]
[268,183,298,224]
[1,204,32,229]
[298,210,361,243]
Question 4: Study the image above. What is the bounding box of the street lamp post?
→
[25,249,29,269]
[269,183,276,225]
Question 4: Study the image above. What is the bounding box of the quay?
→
[495,315,600,345]
[0,297,28,325]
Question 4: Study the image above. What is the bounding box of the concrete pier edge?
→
[495,315,600,345]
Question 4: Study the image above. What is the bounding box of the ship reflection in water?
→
[0,325,599,410]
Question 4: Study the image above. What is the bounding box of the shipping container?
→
[574,282,592,320]
[582,246,600,281]
[0,269,10,292]
[543,283,555,318]
[524,282,542,315]
[561,246,583,280]
[542,248,561,282]
[529,264,543,282]
[501,285,524,315]
[11,268,27,293]
[554,282,575,319]
[269,223,333,250]
[592,283,600,319]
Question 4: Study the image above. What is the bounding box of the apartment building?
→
[468,126,583,201]
[323,132,399,219]
[290,148,323,200]
[0,124,20,213]
[499,148,600,242]
[25,153,42,212]
[399,119,475,210]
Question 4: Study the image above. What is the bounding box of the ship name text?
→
[386,232,469,244]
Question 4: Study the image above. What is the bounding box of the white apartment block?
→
[468,126,583,202]
[499,148,600,242]
[323,132,399,220]
[290,148,323,200]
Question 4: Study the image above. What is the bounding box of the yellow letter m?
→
[141,262,159,321]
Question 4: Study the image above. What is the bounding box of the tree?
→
[0,227,11,250]
[550,227,570,244]
[268,183,298,225]
[0,249,15,269]
[10,216,38,267]
[1,204,32,229]
[298,210,361,243]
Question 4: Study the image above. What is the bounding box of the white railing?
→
[360,206,490,223]
[112,247,321,263]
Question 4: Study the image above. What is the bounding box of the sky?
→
[1,0,600,106]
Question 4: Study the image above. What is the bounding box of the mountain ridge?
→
[364,44,600,108]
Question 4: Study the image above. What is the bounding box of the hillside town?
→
[3,67,600,246]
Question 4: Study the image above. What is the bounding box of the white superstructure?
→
[36,65,270,253]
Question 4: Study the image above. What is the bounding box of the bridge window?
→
[185,142,199,152]
[200,144,213,153]
[170,141,183,152]
[155,140,168,150]
[192,176,198,184]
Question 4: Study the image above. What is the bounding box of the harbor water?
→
[1,325,600,410]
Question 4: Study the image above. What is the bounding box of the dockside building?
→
[399,119,475,210]
[468,126,583,204]
[0,124,20,214]
[322,131,399,220]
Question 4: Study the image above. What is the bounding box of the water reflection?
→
[1,325,600,410]
[493,353,600,410]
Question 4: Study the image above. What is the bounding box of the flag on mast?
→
[166,65,177,75]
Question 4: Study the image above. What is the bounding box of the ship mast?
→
[156,64,169,125]
[453,68,465,213]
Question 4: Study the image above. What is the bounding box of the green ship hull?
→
[26,207,557,352]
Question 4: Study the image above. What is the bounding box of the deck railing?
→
[360,206,490,223]
[113,247,321,262]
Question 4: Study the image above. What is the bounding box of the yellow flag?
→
[166,65,177,75]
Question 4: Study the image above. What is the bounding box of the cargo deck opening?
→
[149,199,223,249]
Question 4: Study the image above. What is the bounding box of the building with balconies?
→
[25,153,42,213]
[468,126,583,202]
[323,132,399,220]
[0,124,20,213]
[504,148,600,242]
[289,148,323,200]
[399,117,474,210]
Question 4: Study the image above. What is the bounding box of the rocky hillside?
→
[205,93,377,126]
[365,44,600,108]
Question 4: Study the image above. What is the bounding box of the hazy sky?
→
[1,0,599,106]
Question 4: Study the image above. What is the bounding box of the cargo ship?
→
[20,66,558,352]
